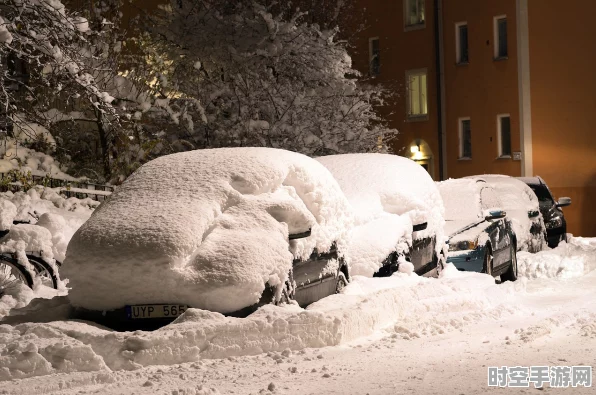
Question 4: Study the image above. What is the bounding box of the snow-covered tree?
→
[142,0,397,155]
[0,0,119,129]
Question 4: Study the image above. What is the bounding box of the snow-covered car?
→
[467,175,546,253]
[63,148,354,328]
[438,178,518,281]
[517,176,571,248]
[316,153,445,277]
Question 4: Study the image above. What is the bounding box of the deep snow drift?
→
[63,148,354,313]
[317,154,445,276]
[1,236,593,385]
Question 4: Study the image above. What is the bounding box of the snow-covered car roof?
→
[63,148,354,313]
[316,153,445,276]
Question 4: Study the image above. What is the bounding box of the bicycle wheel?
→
[26,255,59,289]
[0,255,34,295]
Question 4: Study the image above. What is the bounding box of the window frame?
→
[405,68,429,121]
[369,37,380,76]
[404,0,426,31]
[458,117,472,159]
[493,15,508,60]
[497,114,512,158]
[455,21,469,65]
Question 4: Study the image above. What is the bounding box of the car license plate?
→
[126,304,188,319]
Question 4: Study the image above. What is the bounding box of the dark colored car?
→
[438,178,518,281]
[517,176,571,248]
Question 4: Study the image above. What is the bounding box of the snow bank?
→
[63,148,354,313]
[517,237,596,279]
[0,265,522,380]
[317,154,445,276]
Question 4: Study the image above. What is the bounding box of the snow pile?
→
[317,154,445,276]
[0,264,522,380]
[473,175,545,252]
[517,237,596,279]
[0,187,96,262]
[0,139,75,182]
[63,148,354,313]
[0,282,35,319]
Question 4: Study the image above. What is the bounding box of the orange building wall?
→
[528,0,596,237]
[349,0,441,179]
[442,0,522,179]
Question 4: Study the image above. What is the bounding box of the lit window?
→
[369,37,380,76]
[459,118,472,159]
[456,22,469,64]
[406,69,428,118]
[494,16,508,59]
[405,0,425,28]
[498,114,512,157]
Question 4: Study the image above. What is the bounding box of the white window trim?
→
[404,0,426,31]
[369,37,380,76]
[493,15,508,60]
[406,68,429,120]
[455,22,468,64]
[497,113,512,158]
[458,117,471,159]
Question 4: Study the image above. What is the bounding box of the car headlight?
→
[448,240,478,252]
[546,216,563,229]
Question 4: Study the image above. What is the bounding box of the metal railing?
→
[0,172,114,202]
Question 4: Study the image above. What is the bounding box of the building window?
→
[369,37,380,76]
[459,118,472,159]
[406,69,428,118]
[498,114,512,157]
[494,16,508,59]
[404,0,425,28]
[456,22,469,64]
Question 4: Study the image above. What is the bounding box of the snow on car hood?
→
[63,148,353,313]
[317,153,445,276]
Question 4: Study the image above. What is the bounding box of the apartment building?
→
[349,0,596,237]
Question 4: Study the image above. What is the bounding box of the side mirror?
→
[289,229,312,240]
[528,210,540,219]
[556,197,571,208]
[485,210,506,221]
[412,222,428,232]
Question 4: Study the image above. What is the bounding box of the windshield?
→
[529,184,554,205]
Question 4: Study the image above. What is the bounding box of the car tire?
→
[501,244,518,282]
[483,245,493,277]
[335,272,348,294]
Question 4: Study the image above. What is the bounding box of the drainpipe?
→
[434,0,447,180]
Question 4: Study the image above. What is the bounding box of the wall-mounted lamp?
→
[410,144,420,154]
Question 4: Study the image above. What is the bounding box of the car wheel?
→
[483,246,493,276]
[501,244,518,282]
[335,272,348,294]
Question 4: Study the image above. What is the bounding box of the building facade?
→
[348,0,596,237]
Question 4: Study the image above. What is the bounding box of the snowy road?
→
[1,238,595,394]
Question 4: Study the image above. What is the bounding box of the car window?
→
[529,184,554,204]
[480,186,502,211]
